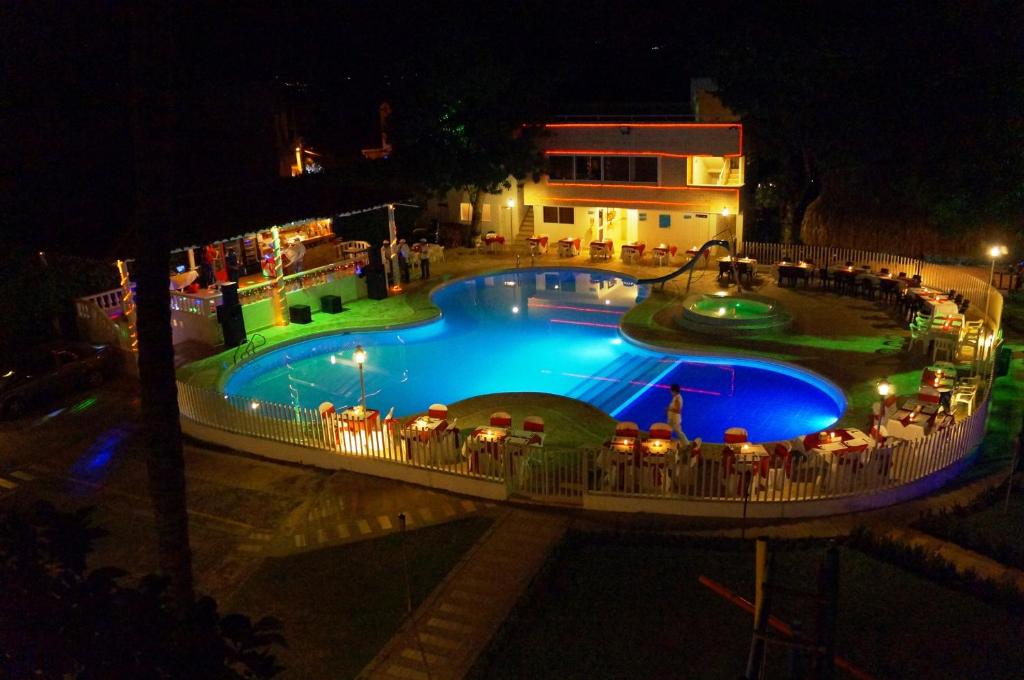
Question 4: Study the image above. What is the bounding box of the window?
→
[459,202,472,222]
[543,207,574,224]
[548,155,659,184]
[603,156,630,182]
[632,157,659,183]
[575,156,602,180]
[480,203,492,223]
[549,155,574,180]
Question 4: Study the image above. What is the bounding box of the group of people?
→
[381,238,431,284]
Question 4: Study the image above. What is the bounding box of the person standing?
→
[282,237,306,274]
[225,248,242,283]
[419,239,431,279]
[397,239,411,283]
[667,383,688,444]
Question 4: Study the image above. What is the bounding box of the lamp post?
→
[353,345,367,413]
[877,377,891,434]
[985,244,1008,319]
[506,198,515,244]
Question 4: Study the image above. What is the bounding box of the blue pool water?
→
[224,269,845,443]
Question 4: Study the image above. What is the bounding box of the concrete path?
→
[360,508,569,680]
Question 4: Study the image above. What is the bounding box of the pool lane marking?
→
[559,372,721,397]
[609,358,686,419]
[527,302,624,315]
[548,318,621,329]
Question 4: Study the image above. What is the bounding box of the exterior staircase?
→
[512,205,534,252]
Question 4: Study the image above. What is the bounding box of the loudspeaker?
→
[219,281,240,307]
[289,304,312,324]
[321,294,344,314]
[217,303,247,348]
[365,266,388,300]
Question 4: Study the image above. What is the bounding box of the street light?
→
[877,377,891,398]
[985,244,1008,318]
[875,377,891,434]
[353,345,367,413]
[506,198,515,243]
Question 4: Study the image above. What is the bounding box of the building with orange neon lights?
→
[432,84,745,253]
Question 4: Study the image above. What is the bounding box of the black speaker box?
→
[321,294,344,313]
[365,267,388,300]
[219,281,240,307]
[289,304,312,324]
[216,303,247,348]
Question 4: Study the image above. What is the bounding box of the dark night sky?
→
[9,1,1002,256]
[2,1,718,256]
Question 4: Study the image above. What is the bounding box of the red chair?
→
[615,421,640,438]
[917,385,941,404]
[428,403,448,419]
[771,442,793,477]
[723,427,749,444]
[648,422,672,440]
[489,411,512,427]
[523,416,545,433]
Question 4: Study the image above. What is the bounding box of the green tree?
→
[707,2,1024,244]
[0,502,284,679]
[387,54,545,241]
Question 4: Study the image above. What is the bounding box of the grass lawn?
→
[229,516,492,679]
[955,491,1024,553]
[477,534,1024,680]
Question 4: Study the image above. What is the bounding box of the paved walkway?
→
[360,508,569,680]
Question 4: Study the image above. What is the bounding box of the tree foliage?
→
[386,51,546,234]
[707,2,1024,240]
[0,502,285,679]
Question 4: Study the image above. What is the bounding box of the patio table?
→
[557,237,581,257]
[590,239,614,260]
[527,234,549,255]
[621,242,646,264]
[804,428,875,462]
[401,415,457,464]
[652,244,678,265]
[775,261,813,287]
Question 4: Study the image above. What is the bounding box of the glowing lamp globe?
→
[353,346,367,365]
[877,378,891,397]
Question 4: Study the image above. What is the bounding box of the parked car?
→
[0,342,121,418]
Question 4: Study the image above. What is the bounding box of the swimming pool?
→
[224,269,845,442]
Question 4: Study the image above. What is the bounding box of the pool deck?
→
[176,248,925,436]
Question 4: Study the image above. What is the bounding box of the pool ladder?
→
[233,333,266,365]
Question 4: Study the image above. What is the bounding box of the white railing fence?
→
[78,285,133,316]
[177,378,991,509]
[743,242,1004,330]
[585,398,988,503]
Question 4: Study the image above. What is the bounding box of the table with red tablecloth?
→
[464,426,542,476]
[653,244,679,265]
[483,233,505,252]
[557,237,581,257]
[803,428,874,467]
[527,234,549,254]
[589,239,614,260]
[621,241,646,264]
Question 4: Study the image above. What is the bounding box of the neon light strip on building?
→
[546,197,707,207]
[545,181,740,194]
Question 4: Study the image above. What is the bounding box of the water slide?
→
[635,239,732,286]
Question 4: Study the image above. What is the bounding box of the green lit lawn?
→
[478,535,1024,680]
[229,516,492,680]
